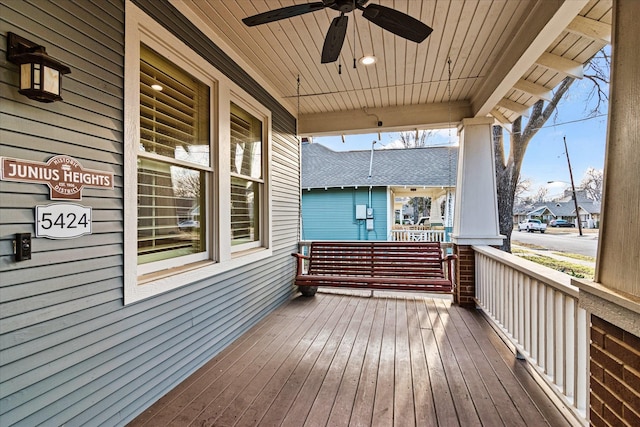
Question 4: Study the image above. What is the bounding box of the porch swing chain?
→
[353,0,357,69]
[447,56,454,229]
[297,74,304,241]
[447,57,452,146]
[297,74,300,139]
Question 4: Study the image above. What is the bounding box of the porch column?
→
[451,117,504,306]
[573,1,640,426]
[429,195,444,225]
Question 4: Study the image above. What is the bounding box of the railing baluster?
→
[565,297,576,401]
[547,288,555,379]
[575,306,588,414]
[538,281,546,371]
[555,291,564,389]
[531,279,538,362]
[523,275,530,354]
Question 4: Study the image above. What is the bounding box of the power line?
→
[512,113,607,135]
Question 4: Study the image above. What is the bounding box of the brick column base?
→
[590,315,640,426]
[453,245,475,307]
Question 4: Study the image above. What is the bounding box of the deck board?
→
[407,298,437,425]
[350,297,385,426]
[322,298,377,426]
[128,292,570,426]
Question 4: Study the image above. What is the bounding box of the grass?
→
[518,253,595,279]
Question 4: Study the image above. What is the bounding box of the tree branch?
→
[522,77,575,142]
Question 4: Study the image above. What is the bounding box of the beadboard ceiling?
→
[173,0,611,136]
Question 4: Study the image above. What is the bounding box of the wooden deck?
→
[129,291,569,426]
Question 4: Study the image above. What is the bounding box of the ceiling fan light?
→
[359,55,377,65]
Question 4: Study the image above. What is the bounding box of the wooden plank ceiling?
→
[175,0,611,136]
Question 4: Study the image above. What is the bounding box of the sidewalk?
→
[543,227,599,239]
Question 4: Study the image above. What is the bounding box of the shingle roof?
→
[301,142,458,188]
[527,200,601,217]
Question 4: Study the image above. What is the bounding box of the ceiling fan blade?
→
[361,4,432,43]
[242,2,327,27]
[321,15,348,64]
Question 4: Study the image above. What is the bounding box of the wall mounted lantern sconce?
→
[6,32,71,103]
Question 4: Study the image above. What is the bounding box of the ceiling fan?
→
[242,0,433,64]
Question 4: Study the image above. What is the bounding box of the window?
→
[230,102,263,249]
[137,44,211,274]
[124,4,273,303]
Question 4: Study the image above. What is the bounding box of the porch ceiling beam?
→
[392,188,447,198]
[497,98,530,116]
[298,100,472,136]
[566,15,611,44]
[536,52,584,79]
[490,109,513,132]
[513,79,553,101]
[472,0,588,117]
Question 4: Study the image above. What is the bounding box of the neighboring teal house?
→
[301,142,458,241]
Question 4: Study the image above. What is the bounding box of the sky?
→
[312,55,609,201]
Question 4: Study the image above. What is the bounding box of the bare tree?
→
[532,186,549,203]
[407,196,431,222]
[583,49,611,117]
[174,171,201,199]
[494,48,609,252]
[579,167,603,201]
[494,78,573,250]
[398,130,435,148]
[515,177,532,203]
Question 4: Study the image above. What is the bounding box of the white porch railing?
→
[389,228,446,242]
[473,245,588,426]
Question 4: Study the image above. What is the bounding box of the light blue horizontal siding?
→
[0,0,299,425]
[302,187,388,241]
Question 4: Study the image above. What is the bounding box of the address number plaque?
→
[35,203,92,239]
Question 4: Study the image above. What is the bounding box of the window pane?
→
[140,44,210,168]
[138,158,206,264]
[230,103,262,179]
[231,177,259,245]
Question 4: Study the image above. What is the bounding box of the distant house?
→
[514,190,601,228]
[301,142,458,240]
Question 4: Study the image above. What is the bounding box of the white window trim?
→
[124,2,272,304]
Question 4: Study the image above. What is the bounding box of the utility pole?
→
[564,136,583,236]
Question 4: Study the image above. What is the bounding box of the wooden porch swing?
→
[292,241,456,296]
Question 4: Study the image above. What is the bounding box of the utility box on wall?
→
[366,207,374,230]
[355,204,367,220]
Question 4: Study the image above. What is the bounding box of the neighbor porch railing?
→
[473,245,588,426]
[389,228,446,242]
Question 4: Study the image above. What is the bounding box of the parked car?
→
[550,219,575,227]
[518,219,547,233]
[417,216,430,225]
[178,220,199,231]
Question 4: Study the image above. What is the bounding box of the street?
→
[511,228,599,257]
